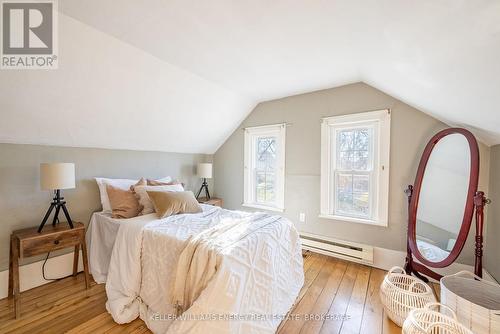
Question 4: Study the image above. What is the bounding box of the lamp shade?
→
[197,163,213,179]
[40,163,75,190]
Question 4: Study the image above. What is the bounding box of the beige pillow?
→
[106,184,143,219]
[147,190,202,218]
[129,177,147,192]
[147,179,185,188]
[134,184,185,215]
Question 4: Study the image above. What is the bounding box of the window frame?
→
[320,110,391,226]
[243,123,286,212]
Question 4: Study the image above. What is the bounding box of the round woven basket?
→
[441,271,500,334]
[403,303,474,334]
[380,266,436,327]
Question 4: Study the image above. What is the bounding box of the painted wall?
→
[0,13,252,154]
[0,143,211,271]
[486,145,500,281]
[214,82,490,266]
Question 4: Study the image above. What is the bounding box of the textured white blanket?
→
[105,205,304,334]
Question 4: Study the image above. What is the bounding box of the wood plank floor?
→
[0,251,440,333]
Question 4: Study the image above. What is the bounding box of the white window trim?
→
[243,123,286,212]
[320,109,391,227]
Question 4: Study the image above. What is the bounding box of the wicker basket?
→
[403,303,474,334]
[380,266,437,327]
[441,271,500,334]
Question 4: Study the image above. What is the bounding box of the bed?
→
[87,204,304,334]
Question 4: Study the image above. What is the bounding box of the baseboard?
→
[0,251,83,300]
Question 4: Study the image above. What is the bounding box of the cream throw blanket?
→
[172,214,280,315]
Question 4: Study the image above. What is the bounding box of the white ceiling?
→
[58,0,500,146]
[2,1,499,153]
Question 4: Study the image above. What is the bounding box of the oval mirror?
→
[409,128,479,267]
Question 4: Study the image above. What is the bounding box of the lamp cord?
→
[42,252,74,281]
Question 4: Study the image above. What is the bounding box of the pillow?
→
[147,190,202,218]
[95,178,140,212]
[95,177,170,212]
[147,179,185,188]
[152,176,172,184]
[130,177,147,192]
[147,179,173,186]
[134,184,185,215]
[106,184,143,219]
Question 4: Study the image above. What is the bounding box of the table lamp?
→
[39,163,75,233]
[196,163,212,199]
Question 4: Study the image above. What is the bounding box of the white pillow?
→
[134,184,185,215]
[154,176,172,183]
[95,176,172,212]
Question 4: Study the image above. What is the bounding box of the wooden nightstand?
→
[198,197,223,207]
[8,222,89,319]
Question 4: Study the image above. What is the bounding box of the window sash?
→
[253,135,278,206]
[243,124,286,211]
[330,124,376,220]
[332,170,374,220]
[320,109,390,226]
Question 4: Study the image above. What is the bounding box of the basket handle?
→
[424,302,457,321]
[408,280,428,293]
[388,266,406,275]
[443,270,499,288]
[426,321,458,334]
[445,270,482,280]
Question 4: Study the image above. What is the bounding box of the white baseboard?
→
[0,251,83,300]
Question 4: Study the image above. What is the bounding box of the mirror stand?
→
[473,191,490,277]
[404,185,490,281]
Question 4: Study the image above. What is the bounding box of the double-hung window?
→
[243,123,286,212]
[320,110,390,226]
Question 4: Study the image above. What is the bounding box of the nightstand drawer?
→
[19,228,84,258]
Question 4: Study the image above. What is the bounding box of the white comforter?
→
[105,205,304,334]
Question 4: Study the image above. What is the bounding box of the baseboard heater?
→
[300,232,374,265]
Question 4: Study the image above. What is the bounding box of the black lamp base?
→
[196,178,210,200]
[38,189,74,233]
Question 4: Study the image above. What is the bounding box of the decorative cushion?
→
[147,190,202,218]
[146,179,184,187]
[95,178,139,212]
[130,177,147,192]
[106,184,143,219]
[134,184,185,215]
[95,176,170,212]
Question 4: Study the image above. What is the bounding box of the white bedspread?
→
[86,211,157,283]
[104,205,304,334]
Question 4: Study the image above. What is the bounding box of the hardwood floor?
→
[0,251,440,333]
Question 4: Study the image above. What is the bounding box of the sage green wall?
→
[0,143,211,271]
[486,145,500,281]
[214,82,490,266]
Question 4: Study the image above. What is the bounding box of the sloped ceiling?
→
[1,1,499,153]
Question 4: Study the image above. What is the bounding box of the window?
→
[320,110,390,226]
[243,123,286,211]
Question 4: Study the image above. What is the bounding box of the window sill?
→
[318,214,387,227]
[242,203,284,213]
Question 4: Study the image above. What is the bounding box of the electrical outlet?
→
[299,212,306,223]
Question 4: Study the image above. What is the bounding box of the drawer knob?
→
[54,240,60,245]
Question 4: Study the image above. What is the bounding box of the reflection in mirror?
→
[416,134,471,262]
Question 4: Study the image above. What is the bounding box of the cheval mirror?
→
[404,128,490,281]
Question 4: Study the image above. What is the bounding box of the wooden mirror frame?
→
[404,128,488,281]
